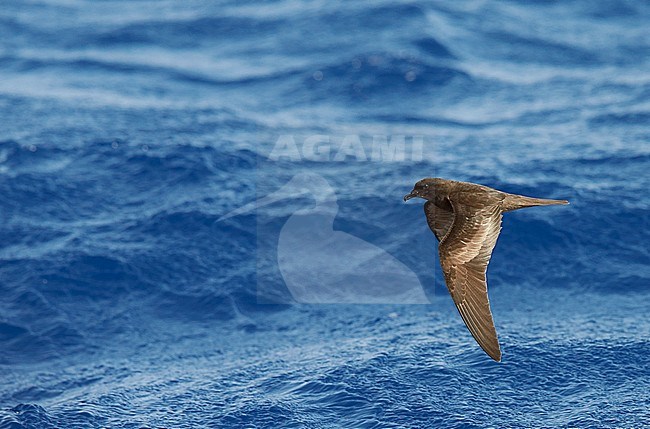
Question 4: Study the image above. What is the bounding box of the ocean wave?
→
[588,111,650,127]
[1,0,649,426]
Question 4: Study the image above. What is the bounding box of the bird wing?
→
[424,200,455,241]
[438,202,503,361]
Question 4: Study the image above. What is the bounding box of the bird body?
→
[405,178,568,361]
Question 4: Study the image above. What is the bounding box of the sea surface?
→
[1,1,649,428]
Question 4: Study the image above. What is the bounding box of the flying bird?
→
[404,178,568,361]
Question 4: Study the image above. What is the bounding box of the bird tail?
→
[502,194,569,212]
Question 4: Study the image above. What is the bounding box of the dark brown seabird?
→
[404,178,568,361]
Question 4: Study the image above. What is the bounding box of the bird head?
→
[403,178,448,202]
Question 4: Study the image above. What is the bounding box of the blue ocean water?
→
[1,0,649,427]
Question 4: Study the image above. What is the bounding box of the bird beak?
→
[403,192,416,202]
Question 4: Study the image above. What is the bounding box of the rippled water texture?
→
[1,1,649,428]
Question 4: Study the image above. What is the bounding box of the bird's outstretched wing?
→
[438,201,503,361]
[424,200,454,241]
